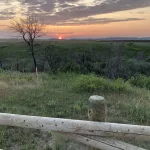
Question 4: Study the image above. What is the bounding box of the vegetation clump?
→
[73,74,131,93]
[129,75,150,90]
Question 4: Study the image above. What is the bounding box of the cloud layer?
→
[0,0,150,25]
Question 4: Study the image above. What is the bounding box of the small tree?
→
[44,42,62,74]
[10,14,45,70]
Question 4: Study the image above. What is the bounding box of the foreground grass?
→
[0,71,150,149]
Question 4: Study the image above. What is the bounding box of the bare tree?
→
[10,14,45,69]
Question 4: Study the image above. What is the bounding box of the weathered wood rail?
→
[0,95,149,150]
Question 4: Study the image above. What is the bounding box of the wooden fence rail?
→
[0,95,149,150]
[0,113,150,141]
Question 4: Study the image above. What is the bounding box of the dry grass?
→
[0,81,9,99]
[0,81,8,89]
[0,72,149,149]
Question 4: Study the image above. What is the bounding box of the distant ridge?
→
[98,37,150,41]
[0,37,150,42]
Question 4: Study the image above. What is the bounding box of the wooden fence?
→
[0,95,149,150]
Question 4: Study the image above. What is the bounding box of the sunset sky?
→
[0,0,150,38]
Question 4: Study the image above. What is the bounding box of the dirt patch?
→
[0,81,8,89]
[13,83,38,90]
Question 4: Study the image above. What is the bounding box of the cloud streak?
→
[0,0,149,25]
[53,0,150,20]
[55,17,145,26]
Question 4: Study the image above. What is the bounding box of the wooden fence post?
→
[88,95,107,150]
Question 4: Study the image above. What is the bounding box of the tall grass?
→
[0,72,149,149]
[129,75,150,90]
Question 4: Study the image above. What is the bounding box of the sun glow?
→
[58,36,62,40]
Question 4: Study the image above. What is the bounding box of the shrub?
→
[0,68,4,73]
[127,59,150,76]
[63,61,80,73]
[113,78,130,92]
[129,75,150,90]
[72,74,131,93]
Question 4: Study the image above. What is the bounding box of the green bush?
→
[72,74,131,93]
[113,78,130,92]
[129,75,150,90]
[127,59,150,76]
[0,68,4,73]
[63,61,80,73]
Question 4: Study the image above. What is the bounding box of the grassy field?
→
[0,71,150,149]
[0,40,150,149]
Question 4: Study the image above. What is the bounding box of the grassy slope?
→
[0,71,150,149]
[0,40,150,149]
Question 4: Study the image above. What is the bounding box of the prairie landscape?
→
[0,39,150,149]
[0,0,150,149]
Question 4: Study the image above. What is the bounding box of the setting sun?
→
[59,36,62,40]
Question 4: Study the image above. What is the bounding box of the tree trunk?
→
[30,40,37,70]
[31,51,37,70]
